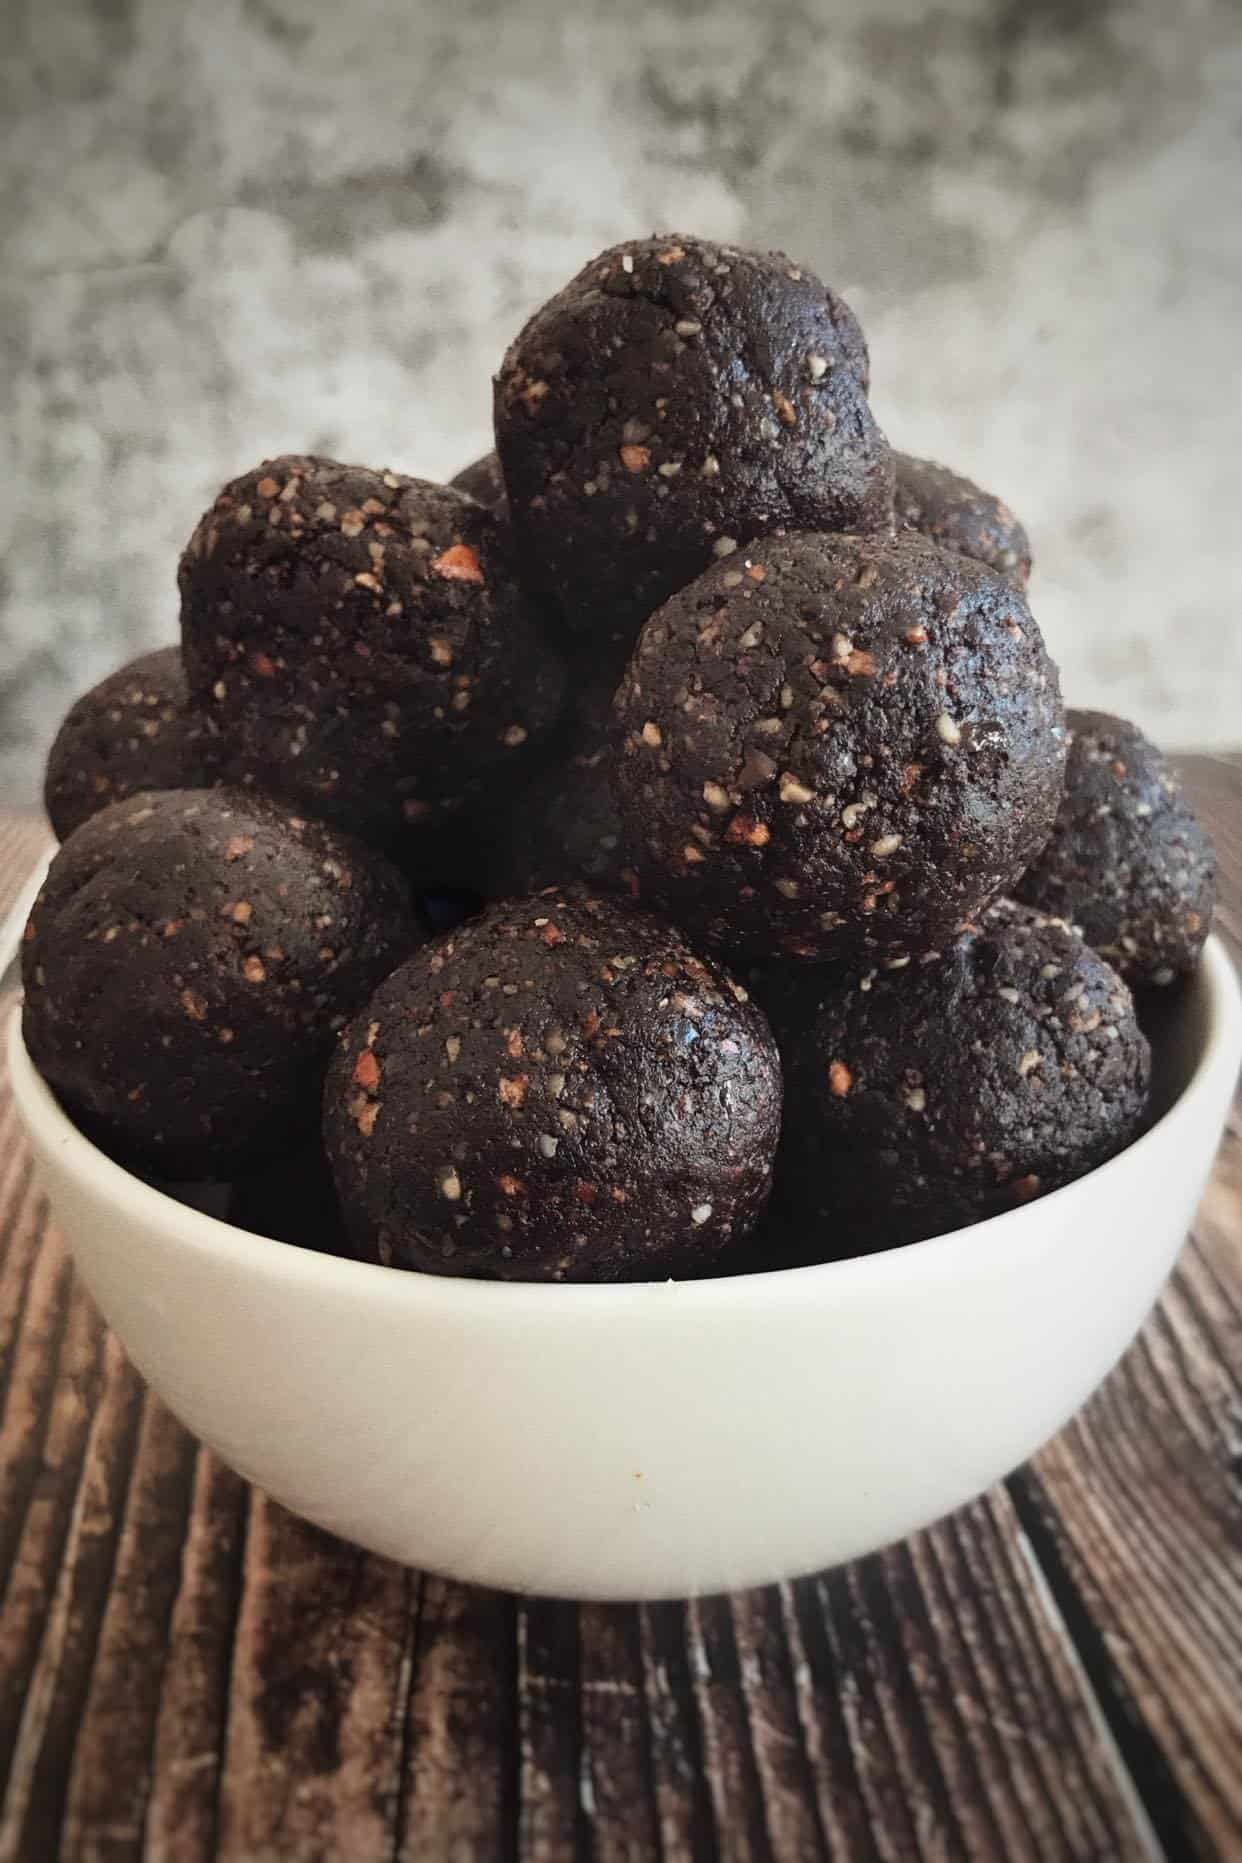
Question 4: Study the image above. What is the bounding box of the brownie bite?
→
[44,647,218,840]
[490,683,638,899]
[612,530,1066,963]
[894,453,1032,591]
[323,889,783,1281]
[1016,709,1216,988]
[179,457,565,844]
[495,235,894,660]
[22,789,420,1179]
[450,451,506,512]
[779,901,1151,1254]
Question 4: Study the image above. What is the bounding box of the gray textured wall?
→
[4,0,1241,806]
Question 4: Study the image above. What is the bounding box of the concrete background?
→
[3,0,1240,805]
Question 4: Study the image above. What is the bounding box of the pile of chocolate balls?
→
[24,235,1216,1281]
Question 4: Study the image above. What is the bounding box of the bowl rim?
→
[9,934,1241,1314]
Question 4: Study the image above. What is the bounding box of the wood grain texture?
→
[215,1495,412,1862]
[396,1578,516,1862]
[1018,1139,1242,1856]
[0,758,1236,1861]
[144,1452,248,1863]
[0,819,51,931]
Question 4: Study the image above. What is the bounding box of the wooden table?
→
[0,763,1238,1863]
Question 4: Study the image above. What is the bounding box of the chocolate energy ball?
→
[22,789,420,1179]
[894,453,1032,591]
[44,647,219,840]
[490,684,638,900]
[612,530,1067,963]
[495,235,894,655]
[323,889,782,1281]
[450,451,506,512]
[780,901,1151,1254]
[179,457,565,844]
[1016,709,1216,988]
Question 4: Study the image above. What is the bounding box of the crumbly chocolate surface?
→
[22,789,420,1179]
[778,900,1151,1254]
[44,647,219,840]
[490,683,639,900]
[1016,709,1216,987]
[323,889,782,1281]
[450,451,507,513]
[178,457,565,844]
[894,453,1032,591]
[612,530,1067,962]
[494,235,894,655]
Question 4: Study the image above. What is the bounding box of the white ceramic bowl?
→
[10,936,1241,1601]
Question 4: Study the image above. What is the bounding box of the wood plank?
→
[622,1486,1157,1863]
[785,1490,1157,1863]
[1179,754,1242,959]
[58,1394,198,1861]
[726,1586,827,1862]
[0,817,51,929]
[0,1166,78,1603]
[636,1601,717,1862]
[686,1593,778,1862]
[1020,1167,1242,1858]
[773,1583,880,1861]
[0,1332,143,1863]
[395,1577,517,1862]
[577,1604,661,1863]
[0,1275,105,1798]
[927,1505,1152,1857]
[143,1450,249,1863]
[517,1596,588,1862]
[0,1105,41,1420]
[214,1494,412,1862]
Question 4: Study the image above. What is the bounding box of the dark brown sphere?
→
[323,889,783,1281]
[22,789,420,1179]
[612,530,1067,962]
[450,451,506,512]
[1015,710,1216,988]
[44,647,219,840]
[178,456,565,845]
[495,235,894,657]
[893,453,1032,591]
[779,901,1151,1254]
